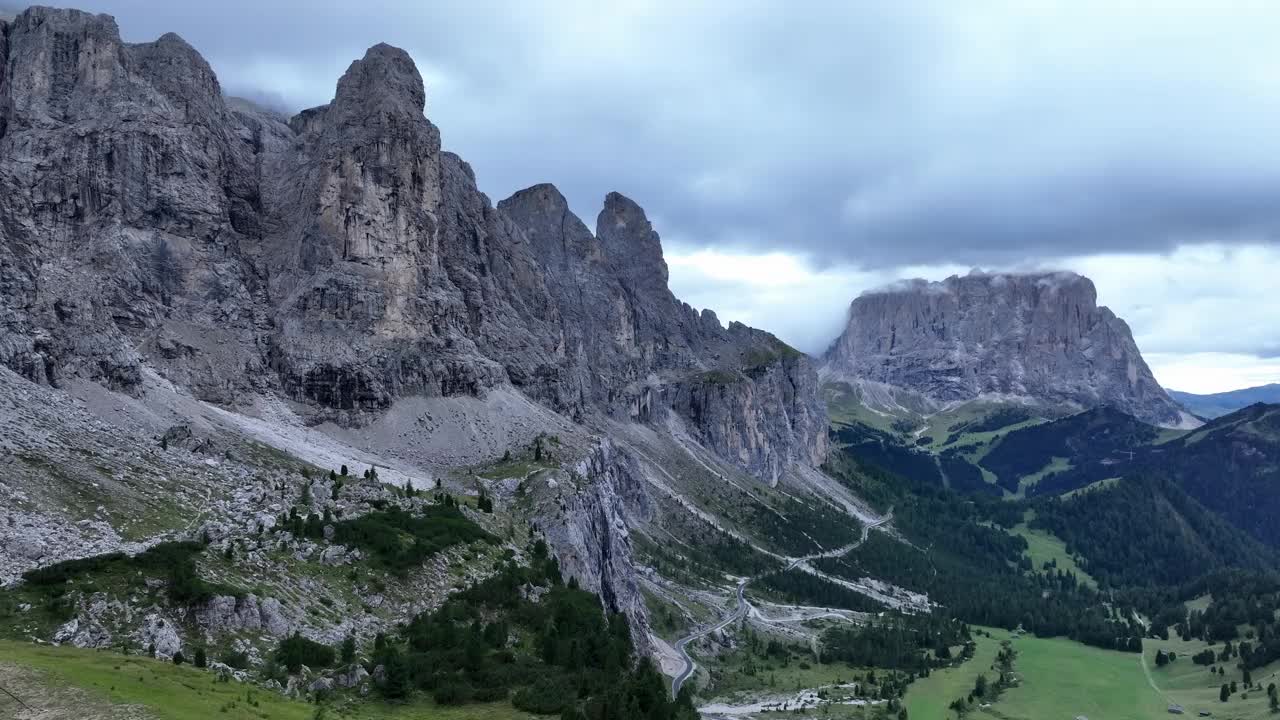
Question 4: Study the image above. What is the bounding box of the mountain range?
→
[0,3,861,681]
[1,6,1279,720]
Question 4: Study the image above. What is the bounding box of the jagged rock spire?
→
[332,43,426,121]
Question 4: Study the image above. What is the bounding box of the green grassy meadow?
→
[996,634,1167,720]
[903,629,1280,720]
[1141,634,1280,720]
[0,640,537,720]
[903,627,1013,719]
[0,640,313,720]
[1009,517,1099,589]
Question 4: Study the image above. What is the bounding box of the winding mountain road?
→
[670,511,892,697]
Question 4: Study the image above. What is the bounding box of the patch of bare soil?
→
[0,662,154,720]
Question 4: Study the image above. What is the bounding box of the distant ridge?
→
[1170,384,1280,419]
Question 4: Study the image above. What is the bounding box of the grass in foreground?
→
[0,640,537,720]
[0,640,312,720]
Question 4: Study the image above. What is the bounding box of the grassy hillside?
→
[1031,475,1277,588]
[997,635,1168,720]
[903,626,1280,720]
[1009,515,1098,589]
[0,640,544,720]
[1142,634,1280,720]
[0,640,314,720]
[1145,403,1280,548]
[0,638,565,717]
[981,406,1159,495]
[902,627,1013,719]
[912,632,1266,720]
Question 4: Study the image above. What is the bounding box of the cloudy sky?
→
[45,0,1280,393]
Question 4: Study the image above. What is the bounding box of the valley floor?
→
[902,628,1013,720]
[995,634,1166,720]
[900,630,1280,720]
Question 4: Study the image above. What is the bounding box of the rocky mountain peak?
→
[498,183,601,270]
[499,182,574,231]
[132,32,225,120]
[596,191,669,292]
[332,42,426,121]
[0,11,830,482]
[822,270,1193,427]
[1,6,130,127]
[507,182,569,211]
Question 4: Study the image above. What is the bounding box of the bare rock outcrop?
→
[822,271,1189,426]
[500,185,828,480]
[194,594,291,637]
[541,441,654,652]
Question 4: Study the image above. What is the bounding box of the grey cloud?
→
[42,0,1280,270]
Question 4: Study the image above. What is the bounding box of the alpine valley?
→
[1,7,1279,720]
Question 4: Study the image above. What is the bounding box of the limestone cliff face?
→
[499,185,828,482]
[541,441,655,652]
[0,8,264,393]
[0,6,826,479]
[822,271,1187,426]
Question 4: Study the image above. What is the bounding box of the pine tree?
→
[194,647,207,668]
[341,634,356,664]
[1221,683,1230,702]
[381,646,410,699]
